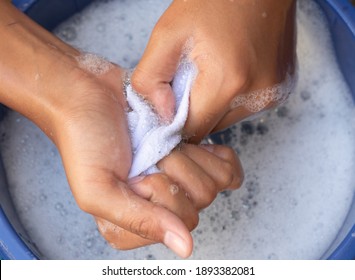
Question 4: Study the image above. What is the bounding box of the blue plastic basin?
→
[0,0,354,260]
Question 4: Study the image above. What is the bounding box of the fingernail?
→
[164,231,189,258]
[128,176,145,186]
[200,144,215,153]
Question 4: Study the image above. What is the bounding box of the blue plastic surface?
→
[318,0,355,95]
[13,0,93,30]
[1,0,354,260]
[316,0,355,260]
[0,208,36,260]
[11,0,36,11]
[328,225,355,259]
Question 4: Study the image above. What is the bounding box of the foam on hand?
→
[125,61,196,178]
[231,72,296,112]
[76,52,113,75]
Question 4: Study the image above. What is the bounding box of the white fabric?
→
[126,61,196,178]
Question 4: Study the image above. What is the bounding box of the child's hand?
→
[95,143,243,256]
[132,0,296,142]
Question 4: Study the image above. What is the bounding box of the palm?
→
[55,66,132,211]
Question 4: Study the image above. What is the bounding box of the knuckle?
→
[197,180,218,208]
[204,179,217,195]
[202,110,220,128]
[191,212,199,230]
[75,195,93,214]
[226,68,251,96]
[128,215,155,240]
[188,212,199,231]
[180,208,199,231]
[201,192,216,209]
[151,19,174,39]
[221,145,237,162]
[220,162,236,187]
[130,69,151,95]
[224,161,245,190]
[179,142,191,153]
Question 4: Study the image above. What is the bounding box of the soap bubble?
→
[58,26,77,42]
[231,210,240,221]
[301,90,311,101]
[220,190,233,198]
[56,236,65,245]
[256,123,269,135]
[76,53,113,75]
[85,238,94,248]
[96,23,106,32]
[276,106,289,118]
[60,209,68,217]
[124,33,133,41]
[145,254,156,260]
[241,122,255,135]
[55,202,63,210]
[246,210,254,219]
[267,253,279,260]
[39,193,47,201]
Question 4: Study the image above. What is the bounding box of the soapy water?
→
[0,0,355,259]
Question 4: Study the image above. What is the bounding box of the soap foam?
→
[76,52,113,75]
[231,72,296,113]
[0,0,354,260]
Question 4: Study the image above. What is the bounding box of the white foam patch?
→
[76,52,113,75]
[231,72,296,112]
[0,0,354,260]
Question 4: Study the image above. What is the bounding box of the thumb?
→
[76,177,193,258]
[131,27,186,121]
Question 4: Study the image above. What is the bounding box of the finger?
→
[183,57,250,143]
[95,174,198,251]
[129,174,199,231]
[157,149,217,210]
[95,217,154,250]
[131,22,186,121]
[75,176,193,258]
[180,144,244,190]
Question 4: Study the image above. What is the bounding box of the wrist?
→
[0,2,82,133]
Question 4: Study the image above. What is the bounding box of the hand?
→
[132,0,296,142]
[54,64,196,258]
[95,143,243,253]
